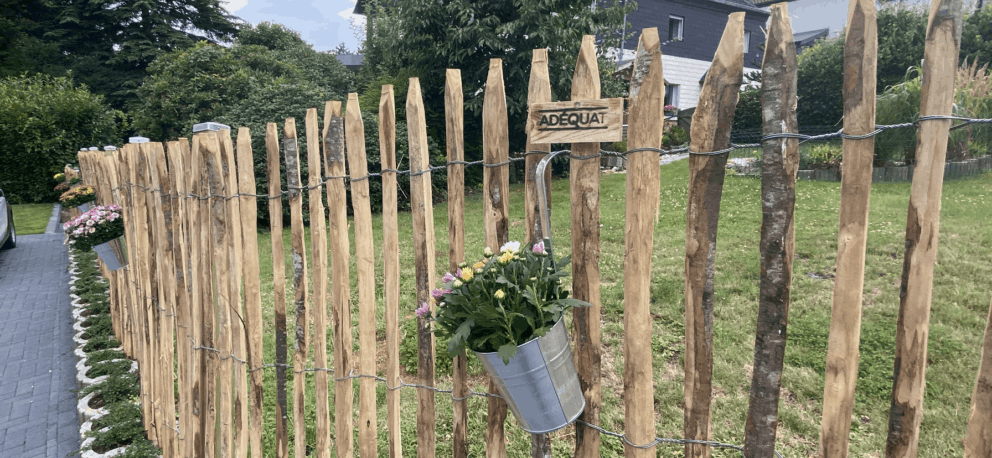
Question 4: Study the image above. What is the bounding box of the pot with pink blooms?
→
[64,205,128,270]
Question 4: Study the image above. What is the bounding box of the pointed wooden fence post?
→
[525,48,553,458]
[264,122,289,458]
[446,68,469,458]
[377,87,404,458]
[886,1,964,456]
[346,93,380,458]
[284,118,311,458]
[819,0,877,455]
[623,28,664,458]
[305,107,331,458]
[483,58,511,458]
[235,127,265,458]
[744,4,799,457]
[570,35,602,458]
[683,13,744,458]
[408,76,438,458]
[966,296,992,457]
[324,101,354,458]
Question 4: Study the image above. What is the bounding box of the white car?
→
[0,188,16,250]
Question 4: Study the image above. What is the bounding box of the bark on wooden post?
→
[187,134,211,458]
[408,76,437,458]
[235,127,265,458]
[886,1,964,455]
[166,139,194,458]
[219,129,249,458]
[818,0,877,455]
[305,108,331,458]
[623,28,664,458]
[525,48,553,458]
[377,87,404,458]
[323,101,354,458]
[483,58,511,458]
[265,122,289,458]
[346,93,379,458]
[135,144,160,445]
[744,4,799,456]
[570,35,603,458]
[284,118,310,458]
[965,297,992,457]
[683,13,745,458]
[446,68,469,458]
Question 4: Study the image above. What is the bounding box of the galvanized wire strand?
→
[574,420,785,458]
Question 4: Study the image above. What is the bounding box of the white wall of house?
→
[662,54,759,110]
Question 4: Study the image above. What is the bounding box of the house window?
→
[669,15,684,41]
[664,84,680,108]
[744,31,751,53]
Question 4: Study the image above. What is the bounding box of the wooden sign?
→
[527,98,623,144]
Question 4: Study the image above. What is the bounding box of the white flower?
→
[500,241,521,253]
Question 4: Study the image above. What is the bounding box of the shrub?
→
[0,74,124,203]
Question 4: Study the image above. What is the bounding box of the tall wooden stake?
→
[446,68,469,458]
[324,101,353,458]
[570,35,602,458]
[623,28,664,458]
[346,93,379,458]
[525,50,553,458]
[305,108,331,458]
[378,87,404,458]
[408,77,437,458]
[284,118,310,458]
[265,122,289,458]
[483,58,511,458]
[965,297,992,457]
[819,0,877,455]
[886,1,964,456]
[684,13,745,458]
[744,4,799,456]
[234,127,265,458]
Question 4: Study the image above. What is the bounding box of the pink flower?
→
[441,272,455,283]
[415,302,430,318]
[532,241,546,254]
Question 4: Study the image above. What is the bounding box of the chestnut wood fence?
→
[74,1,992,457]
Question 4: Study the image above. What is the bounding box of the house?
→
[616,0,770,111]
[793,28,830,54]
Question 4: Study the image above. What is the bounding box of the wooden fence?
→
[74,1,992,457]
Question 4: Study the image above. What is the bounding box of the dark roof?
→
[793,28,830,44]
[703,0,769,14]
[335,53,364,71]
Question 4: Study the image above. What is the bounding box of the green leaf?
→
[497,343,518,365]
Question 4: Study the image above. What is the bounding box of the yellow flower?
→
[460,268,474,282]
[498,251,514,265]
[473,261,485,270]
[494,289,505,300]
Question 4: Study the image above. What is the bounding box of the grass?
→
[11,203,53,234]
[221,156,991,457]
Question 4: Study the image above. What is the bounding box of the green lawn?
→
[243,157,991,457]
[11,203,53,235]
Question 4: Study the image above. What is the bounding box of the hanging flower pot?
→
[93,237,127,271]
[476,318,584,433]
[428,240,590,433]
[77,203,90,213]
[60,186,97,212]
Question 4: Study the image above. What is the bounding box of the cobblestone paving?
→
[0,223,80,457]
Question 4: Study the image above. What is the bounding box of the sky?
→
[221,0,938,54]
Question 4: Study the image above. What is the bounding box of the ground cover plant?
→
[72,249,158,457]
[239,155,991,457]
[11,203,53,235]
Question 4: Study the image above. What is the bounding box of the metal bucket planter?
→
[93,237,127,271]
[476,318,584,433]
[77,203,90,213]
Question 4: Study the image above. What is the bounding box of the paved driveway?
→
[0,210,80,457]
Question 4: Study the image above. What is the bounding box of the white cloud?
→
[223,0,250,13]
[337,7,365,27]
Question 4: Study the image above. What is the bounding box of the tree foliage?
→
[359,0,632,157]
[0,74,124,203]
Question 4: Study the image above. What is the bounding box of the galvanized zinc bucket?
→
[477,318,584,434]
[77,203,90,213]
[94,237,128,271]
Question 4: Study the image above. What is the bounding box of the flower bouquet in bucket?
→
[60,186,97,212]
[428,240,589,433]
[64,205,127,270]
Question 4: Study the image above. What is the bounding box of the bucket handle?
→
[534,150,571,259]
